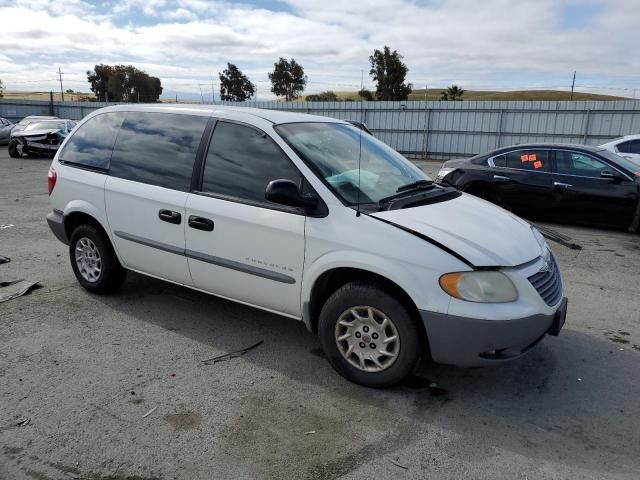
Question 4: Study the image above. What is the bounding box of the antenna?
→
[356,126,362,217]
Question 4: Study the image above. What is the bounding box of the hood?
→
[13,128,63,138]
[372,193,542,267]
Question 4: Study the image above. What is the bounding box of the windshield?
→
[275,122,429,205]
[597,149,640,173]
[25,121,66,131]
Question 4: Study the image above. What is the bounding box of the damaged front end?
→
[10,129,67,158]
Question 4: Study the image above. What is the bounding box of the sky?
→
[0,0,638,100]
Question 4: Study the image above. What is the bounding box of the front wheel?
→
[69,224,127,294]
[318,282,421,388]
[8,139,21,158]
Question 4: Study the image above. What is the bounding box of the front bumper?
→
[420,297,567,366]
[46,209,69,245]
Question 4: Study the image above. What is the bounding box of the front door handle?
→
[188,215,214,232]
[553,181,572,189]
[158,209,181,224]
[493,175,511,181]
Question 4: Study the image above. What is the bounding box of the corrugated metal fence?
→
[2,98,640,159]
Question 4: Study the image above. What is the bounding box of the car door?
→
[487,148,554,217]
[0,119,12,143]
[104,111,209,285]
[185,120,306,317]
[551,149,637,228]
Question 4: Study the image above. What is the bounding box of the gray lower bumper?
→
[46,209,68,245]
[420,299,567,367]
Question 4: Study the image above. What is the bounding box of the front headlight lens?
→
[436,167,455,180]
[439,271,518,303]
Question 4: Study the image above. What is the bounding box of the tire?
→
[69,224,127,294]
[8,139,20,158]
[318,282,421,388]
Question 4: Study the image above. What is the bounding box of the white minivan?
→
[46,105,567,387]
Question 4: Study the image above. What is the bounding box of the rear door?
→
[104,111,209,285]
[488,148,554,217]
[185,120,306,317]
[616,139,640,164]
[551,149,637,227]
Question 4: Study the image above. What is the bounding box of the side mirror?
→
[265,179,319,211]
[601,170,623,182]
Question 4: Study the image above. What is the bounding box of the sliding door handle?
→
[553,182,572,189]
[158,209,182,224]
[188,215,214,232]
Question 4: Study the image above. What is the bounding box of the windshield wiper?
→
[395,179,433,193]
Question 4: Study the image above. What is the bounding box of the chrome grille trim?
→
[527,255,562,306]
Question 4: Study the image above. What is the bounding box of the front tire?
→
[69,224,127,294]
[318,282,421,388]
[8,139,21,158]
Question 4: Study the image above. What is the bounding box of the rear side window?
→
[58,112,125,170]
[617,140,640,154]
[201,121,302,204]
[504,150,549,172]
[109,112,208,191]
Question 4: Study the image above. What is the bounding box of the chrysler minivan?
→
[46,105,567,387]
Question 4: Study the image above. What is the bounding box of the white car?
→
[46,105,567,387]
[600,135,640,167]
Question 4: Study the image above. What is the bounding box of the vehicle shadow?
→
[92,272,640,477]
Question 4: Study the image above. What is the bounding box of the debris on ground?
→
[0,255,10,264]
[202,340,264,364]
[15,417,30,427]
[0,280,39,303]
[304,430,316,435]
[578,378,583,382]
[0,224,15,229]
[142,407,157,418]
[533,224,582,250]
[389,457,408,470]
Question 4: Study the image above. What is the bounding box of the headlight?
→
[439,271,518,303]
[436,167,455,180]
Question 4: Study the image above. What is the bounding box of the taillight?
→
[47,166,57,195]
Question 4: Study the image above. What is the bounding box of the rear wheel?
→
[318,282,421,387]
[69,224,127,293]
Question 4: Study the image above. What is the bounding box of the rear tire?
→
[8,139,20,158]
[318,282,421,388]
[69,224,127,294]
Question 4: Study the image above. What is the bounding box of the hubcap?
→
[334,306,400,373]
[75,237,102,283]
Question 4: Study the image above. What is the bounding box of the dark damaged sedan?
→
[8,119,76,158]
[436,143,640,231]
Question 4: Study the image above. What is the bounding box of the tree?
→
[440,85,465,101]
[0,79,5,99]
[65,89,74,94]
[358,89,374,101]
[86,64,163,102]
[268,57,307,101]
[369,46,412,101]
[219,63,255,102]
[306,91,338,102]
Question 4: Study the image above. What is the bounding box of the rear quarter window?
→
[108,112,208,191]
[58,112,125,170]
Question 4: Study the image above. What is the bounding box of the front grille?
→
[528,255,562,306]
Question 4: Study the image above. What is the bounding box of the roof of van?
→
[96,104,345,125]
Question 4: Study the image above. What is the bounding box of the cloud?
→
[0,0,637,98]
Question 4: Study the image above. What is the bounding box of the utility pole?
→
[425,84,428,101]
[570,71,576,100]
[254,83,258,106]
[57,67,65,102]
[211,81,215,103]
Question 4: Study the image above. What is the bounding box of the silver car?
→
[11,115,59,134]
[0,117,15,145]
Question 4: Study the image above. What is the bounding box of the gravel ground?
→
[1,150,639,480]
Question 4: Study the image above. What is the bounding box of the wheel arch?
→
[304,266,430,358]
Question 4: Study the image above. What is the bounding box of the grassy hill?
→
[329,88,627,102]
